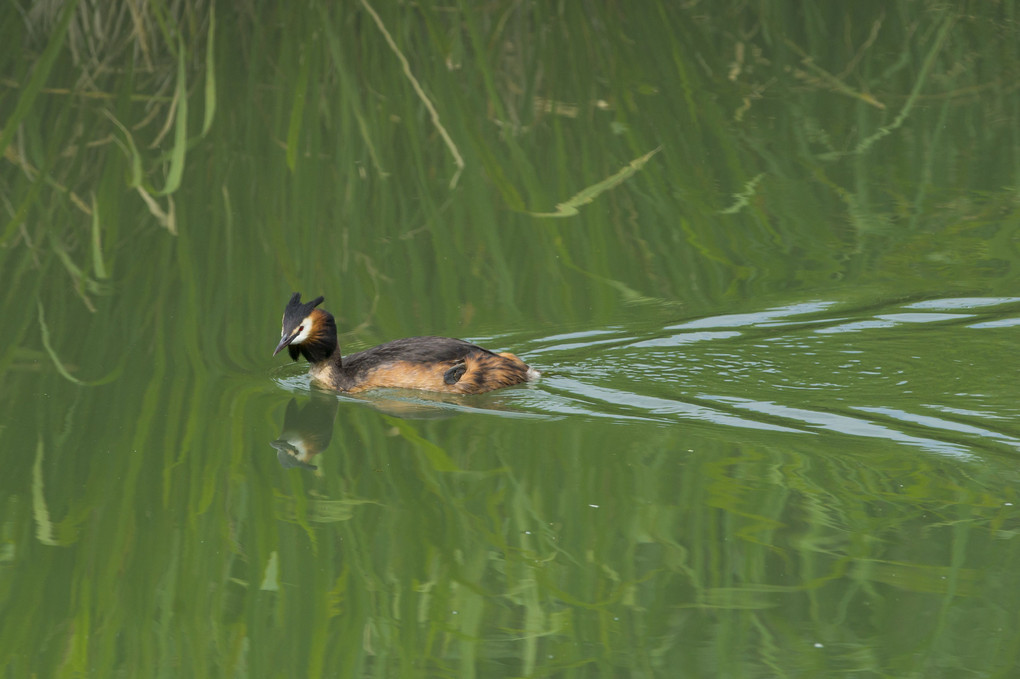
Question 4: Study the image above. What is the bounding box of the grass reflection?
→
[3,1,1020,677]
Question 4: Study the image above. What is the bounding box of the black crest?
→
[283,292,325,327]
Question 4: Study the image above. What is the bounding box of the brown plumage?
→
[273,293,539,394]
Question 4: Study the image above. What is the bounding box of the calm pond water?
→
[3,3,1020,677]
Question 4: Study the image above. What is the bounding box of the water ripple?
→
[514,295,1019,458]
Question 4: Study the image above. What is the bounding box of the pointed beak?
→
[274,331,297,357]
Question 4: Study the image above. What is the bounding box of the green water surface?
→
[2,3,1020,677]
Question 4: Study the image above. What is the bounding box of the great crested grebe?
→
[273,293,540,394]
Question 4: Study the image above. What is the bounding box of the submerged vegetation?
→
[3,2,1018,346]
[2,1,1020,676]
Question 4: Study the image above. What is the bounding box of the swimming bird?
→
[273,293,539,394]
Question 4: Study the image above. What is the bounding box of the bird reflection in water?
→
[270,391,338,472]
[271,385,539,472]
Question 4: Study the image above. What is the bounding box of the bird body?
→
[274,293,539,394]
